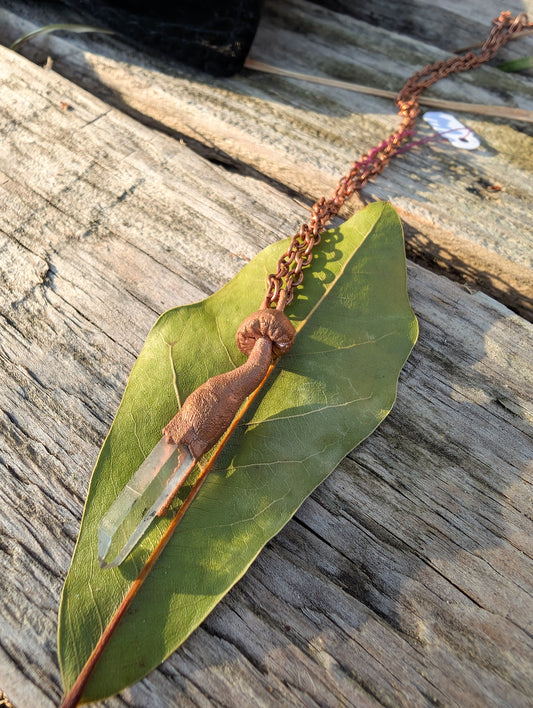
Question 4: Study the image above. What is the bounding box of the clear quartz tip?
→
[97,437,195,569]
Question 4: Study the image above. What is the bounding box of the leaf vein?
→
[244,394,373,426]
[215,316,238,368]
[88,563,104,639]
[194,491,291,532]
[231,444,335,471]
[287,331,396,357]
[161,334,181,409]
[130,412,146,459]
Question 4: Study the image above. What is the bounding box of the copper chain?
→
[263,12,533,310]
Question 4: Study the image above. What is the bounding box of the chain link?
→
[263,12,533,310]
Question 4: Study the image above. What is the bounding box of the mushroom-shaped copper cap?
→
[236,308,296,358]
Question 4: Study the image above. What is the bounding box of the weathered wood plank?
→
[313,0,533,62]
[0,32,532,708]
[0,0,532,317]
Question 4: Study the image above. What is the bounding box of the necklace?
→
[59,13,532,706]
[95,11,533,570]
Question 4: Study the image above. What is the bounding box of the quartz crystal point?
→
[98,437,195,568]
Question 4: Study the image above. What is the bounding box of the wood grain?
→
[312,0,533,61]
[0,0,531,317]
[0,5,532,708]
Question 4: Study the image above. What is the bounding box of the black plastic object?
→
[59,0,263,76]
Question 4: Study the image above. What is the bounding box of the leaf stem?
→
[59,364,274,708]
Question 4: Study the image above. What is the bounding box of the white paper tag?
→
[423,111,480,150]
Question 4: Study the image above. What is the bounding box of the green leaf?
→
[58,201,418,703]
[497,56,533,73]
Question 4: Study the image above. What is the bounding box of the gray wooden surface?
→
[2,0,532,318]
[0,1,532,707]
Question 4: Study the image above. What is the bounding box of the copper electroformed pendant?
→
[98,308,295,568]
[97,12,533,569]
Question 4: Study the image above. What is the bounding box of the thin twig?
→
[244,59,533,123]
[454,28,533,53]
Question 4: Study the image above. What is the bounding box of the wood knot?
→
[236,309,296,358]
